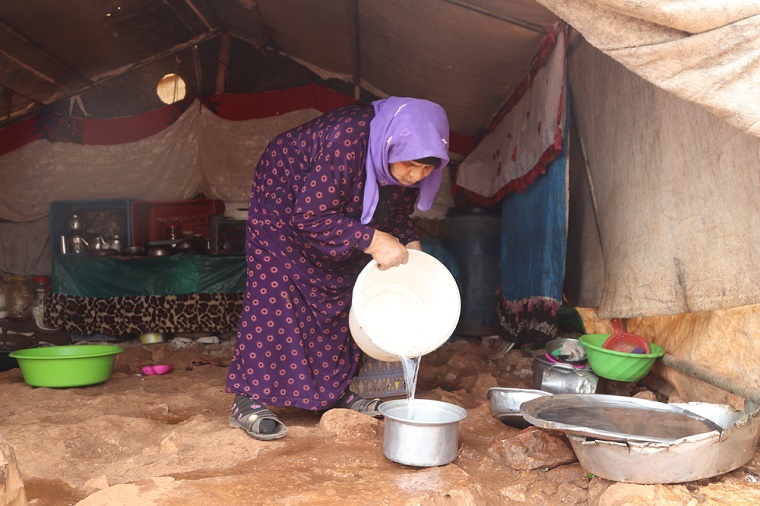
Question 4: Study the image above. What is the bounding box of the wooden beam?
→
[0,15,91,85]
[440,0,548,35]
[0,30,219,127]
[79,30,219,93]
[0,47,63,87]
[215,33,231,94]
[183,0,215,31]
[348,0,361,100]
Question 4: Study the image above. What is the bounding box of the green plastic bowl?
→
[9,345,123,388]
[579,334,664,382]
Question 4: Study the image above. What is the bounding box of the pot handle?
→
[546,362,586,375]
[610,318,625,335]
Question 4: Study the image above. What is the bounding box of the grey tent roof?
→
[0,0,558,137]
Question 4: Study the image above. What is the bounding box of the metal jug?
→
[532,349,601,394]
[68,234,89,254]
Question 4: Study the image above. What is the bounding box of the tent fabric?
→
[0,86,471,277]
[565,39,760,318]
[454,24,566,205]
[537,0,760,138]
[496,116,568,345]
[0,84,474,223]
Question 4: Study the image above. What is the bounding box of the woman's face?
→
[389,161,436,186]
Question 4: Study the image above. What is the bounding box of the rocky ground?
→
[1,334,760,505]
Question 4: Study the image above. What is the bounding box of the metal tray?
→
[520,394,723,443]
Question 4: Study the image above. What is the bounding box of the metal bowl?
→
[567,401,760,483]
[121,245,146,256]
[487,387,552,428]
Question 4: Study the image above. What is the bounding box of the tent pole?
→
[661,353,760,406]
[348,0,362,100]
[216,33,231,94]
[569,88,604,258]
[440,0,547,34]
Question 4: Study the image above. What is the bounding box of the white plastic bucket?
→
[349,249,461,362]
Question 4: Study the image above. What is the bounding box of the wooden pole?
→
[215,33,231,94]
[661,353,760,405]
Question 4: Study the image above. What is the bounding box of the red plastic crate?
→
[130,198,225,246]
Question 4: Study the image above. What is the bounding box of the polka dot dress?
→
[226,104,420,410]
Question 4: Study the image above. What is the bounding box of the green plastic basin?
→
[9,345,123,388]
[580,334,664,382]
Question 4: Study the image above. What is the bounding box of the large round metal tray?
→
[520,393,723,443]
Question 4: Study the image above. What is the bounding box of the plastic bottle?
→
[31,275,51,328]
[0,276,7,319]
[6,275,33,322]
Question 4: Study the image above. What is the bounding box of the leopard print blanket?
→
[47,292,243,336]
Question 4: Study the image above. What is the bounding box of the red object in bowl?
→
[603,319,651,354]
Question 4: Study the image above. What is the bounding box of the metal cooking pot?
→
[379,399,466,467]
[148,245,173,257]
[121,245,146,256]
[532,349,602,394]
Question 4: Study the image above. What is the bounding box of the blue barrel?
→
[441,207,501,336]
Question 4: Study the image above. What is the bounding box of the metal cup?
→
[59,234,68,254]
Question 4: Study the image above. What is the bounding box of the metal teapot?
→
[109,234,124,252]
[87,235,108,251]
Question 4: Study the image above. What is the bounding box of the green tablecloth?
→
[53,254,245,298]
[49,254,246,335]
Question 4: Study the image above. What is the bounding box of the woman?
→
[226,96,450,440]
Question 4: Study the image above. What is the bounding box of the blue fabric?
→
[499,136,567,303]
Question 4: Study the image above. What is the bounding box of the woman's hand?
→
[406,240,422,252]
[364,230,409,271]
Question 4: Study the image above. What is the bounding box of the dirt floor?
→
[2,333,760,505]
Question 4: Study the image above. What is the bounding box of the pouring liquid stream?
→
[400,354,422,420]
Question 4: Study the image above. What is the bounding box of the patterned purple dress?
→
[226,104,420,410]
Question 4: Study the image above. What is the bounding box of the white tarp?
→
[538,0,760,138]
[544,0,760,317]
[565,39,760,317]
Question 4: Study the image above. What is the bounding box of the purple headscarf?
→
[362,97,450,224]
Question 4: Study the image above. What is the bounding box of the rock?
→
[494,427,577,470]
[0,435,27,506]
[632,390,658,401]
[597,483,695,505]
[698,480,760,505]
[514,355,535,379]
[82,475,110,494]
[318,408,381,444]
[76,477,181,506]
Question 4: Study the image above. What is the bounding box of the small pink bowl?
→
[141,364,174,376]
